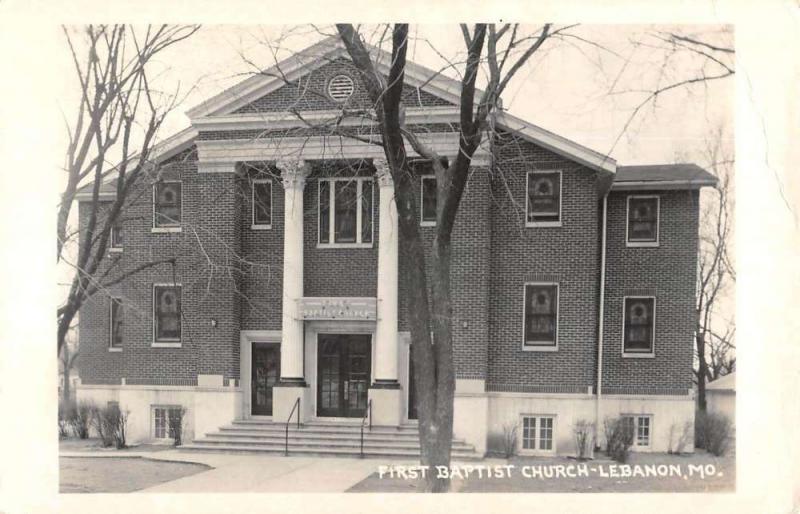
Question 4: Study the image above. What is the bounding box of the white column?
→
[373,159,400,386]
[278,160,310,383]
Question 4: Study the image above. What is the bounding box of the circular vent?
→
[327,74,355,102]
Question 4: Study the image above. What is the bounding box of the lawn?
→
[59,457,211,493]
[347,450,735,493]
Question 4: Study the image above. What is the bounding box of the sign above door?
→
[298,297,377,321]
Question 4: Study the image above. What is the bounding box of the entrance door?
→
[317,334,371,418]
[251,342,280,416]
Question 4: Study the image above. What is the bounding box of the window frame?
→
[519,414,557,455]
[152,180,183,233]
[525,169,563,228]
[317,176,374,248]
[522,282,560,352]
[152,405,183,440]
[152,283,182,347]
[109,296,123,352]
[420,175,437,227]
[251,178,273,230]
[622,414,653,449]
[626,195,660,247]
[109,220,123,252]
[622,295,656,358]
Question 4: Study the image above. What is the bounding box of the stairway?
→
[181,419,480,459]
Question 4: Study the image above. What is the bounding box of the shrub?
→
[573,419,594,460]
[92,404,128,448]
[668,421,693,454]
[168,406,187,446]
[91,405,114,447]
[67,400,93,439]
[604,417,634,463]
[695,410,731,456]
[486,422,518,458]
[58,400,73,439]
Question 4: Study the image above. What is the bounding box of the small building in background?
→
[706,372,736,424]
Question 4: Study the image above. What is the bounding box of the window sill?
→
[316,243,374,249]
[526,221,562,228]
[151,342,182,348]
[151,227,182,233]
[622,352,655,359]
[251,224,272,230]
[420,221,437,227]
[518,448,556,456]
[522,344,558,352]
[109,247,123,253]
[108,347,123,353]
[626,241,659,248]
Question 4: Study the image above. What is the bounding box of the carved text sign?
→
[298,297,377,321]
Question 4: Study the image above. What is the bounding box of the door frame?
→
[304,320,375,420]
[316,333,372,418]
[240,330,281,419]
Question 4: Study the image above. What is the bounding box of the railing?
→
[284,397,301,456]
[359,399,372,458]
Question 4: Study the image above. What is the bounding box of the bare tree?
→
[59,335,79,405]
[694,126,735,410]
[56,25,199,356]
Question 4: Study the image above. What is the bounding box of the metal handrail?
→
[359,399,372,458]
[284,397,301,456]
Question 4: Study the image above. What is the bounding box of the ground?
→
[59,438,735,493]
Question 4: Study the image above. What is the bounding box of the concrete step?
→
[195,436,474,450]
[179,443,481,460]
[206,430,458,444]
[228,420,420,434]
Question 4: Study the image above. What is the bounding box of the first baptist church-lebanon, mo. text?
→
[74,36,716,458]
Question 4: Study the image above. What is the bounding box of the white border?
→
[152,283,182,347]
[317,176,374,248]
[626,195,660,247]
[525,170,563,228]
[518,413,557,455]
[420,175,437,227]
[621,295,656,358]
[251,178,272,230]
[108,296,122,352]
[152,180,183,233]
[522,282,559,352]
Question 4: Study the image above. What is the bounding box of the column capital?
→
[278,160,311,189]
[373,159,394,188]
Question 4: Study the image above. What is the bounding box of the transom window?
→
[154,181,182,228]
[420,175,437,226]
[521,415,555,452]
[153,406,183,439]
[153,284,182,343]
[523,283,559,349]
[623,297,655,355]
[622,415,652,448]
[109,297,123,349]
[627,195,659,245]
[252,179,272,229]
[318,177,373,246]
[526,170,562,225]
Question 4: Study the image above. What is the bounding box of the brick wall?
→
[601,190,699,395]
[486,132,602,393]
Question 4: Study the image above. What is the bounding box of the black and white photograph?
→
[0,4,798,514]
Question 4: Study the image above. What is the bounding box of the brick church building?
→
[75,36,716,457]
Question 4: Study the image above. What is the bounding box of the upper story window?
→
[627,195,659,246]
[623,296,655,356]
[526,170,562,226]
[153,284,181,346]
[523,283,559,350]
[153,181,182,231]
[109,297,123,351]
[318,177,373,247]
[420,175,437,226]
[110,219,123,251]
[251,179,272,229]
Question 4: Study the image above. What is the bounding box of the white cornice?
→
[611,179,717,191]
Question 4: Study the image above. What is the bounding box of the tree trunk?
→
[62,349,72,405]
[696,332,708,411]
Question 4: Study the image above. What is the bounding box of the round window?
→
[327,74,355,102]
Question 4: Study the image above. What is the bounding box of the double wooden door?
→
[317,334,371,418]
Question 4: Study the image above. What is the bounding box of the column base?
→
[272,383,312,423]
[370,379,401,389]
[367,387,403,426]
[275,377,308,388]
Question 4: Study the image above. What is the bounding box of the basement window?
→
[622,415,652,448]
[152,405,183,439]
[623,297,655,357]
[318,177,373,247]
[521,415,556,453]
